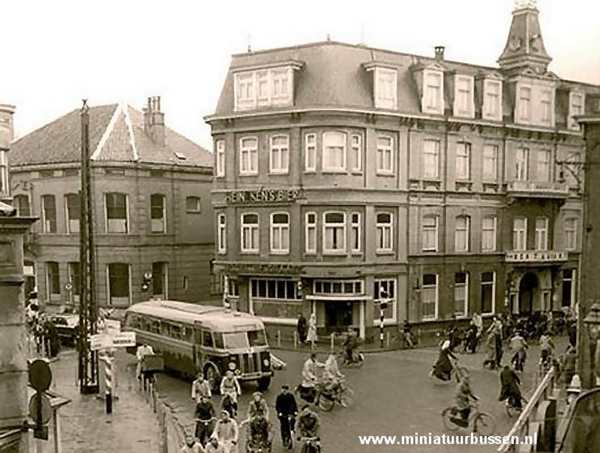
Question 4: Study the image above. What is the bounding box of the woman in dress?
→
[307,313,318,349]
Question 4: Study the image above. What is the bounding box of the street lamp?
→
[583,302,600,387]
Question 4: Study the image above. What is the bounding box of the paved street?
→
[155,337,569,453]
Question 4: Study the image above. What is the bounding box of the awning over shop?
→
[305,295,373,302]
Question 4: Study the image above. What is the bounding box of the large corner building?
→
[9,98,217,311]
[205,2,600,341]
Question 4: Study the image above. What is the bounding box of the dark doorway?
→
[324,301,353,332]
[519,272,538,315]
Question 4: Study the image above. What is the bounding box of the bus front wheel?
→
[257,376,271,391]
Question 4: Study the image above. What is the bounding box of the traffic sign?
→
[90,334,111,351]
[111,332,136,348]
[29,359,52,392]
[29,393,51,425]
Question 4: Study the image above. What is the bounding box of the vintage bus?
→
[124,300,273,391]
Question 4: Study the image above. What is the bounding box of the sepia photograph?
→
[1,0,599,452]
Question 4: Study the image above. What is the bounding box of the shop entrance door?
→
[324,301,353,333]
[519,272,539,315]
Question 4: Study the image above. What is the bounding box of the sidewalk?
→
[49,349,159,453]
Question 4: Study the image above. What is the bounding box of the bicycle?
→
[316,380,354,412]
[194,417,217,447]
[339,351,365,369]
[298,436,321,453]
[505,397,528,418]
[441,401,496,435]
[278,414,295,450]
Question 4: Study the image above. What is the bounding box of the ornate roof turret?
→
[498,0,552,75]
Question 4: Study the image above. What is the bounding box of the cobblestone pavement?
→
[156,336,569,453]
[49,350,159,453]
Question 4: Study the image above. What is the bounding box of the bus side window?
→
[213,333,224,349]
[202,330,213,348]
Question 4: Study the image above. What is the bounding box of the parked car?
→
[49,314,79,345]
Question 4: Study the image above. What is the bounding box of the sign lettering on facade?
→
[224,262,303,275]
[505,250,568,263]
[225,187,305,205]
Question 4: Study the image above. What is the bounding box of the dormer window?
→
[540,89,552,125]
[375,68,397,110]
[569,91,585,130]
[483,79,503,121]
[424,70,444,115]
[517,85,532,122]
[454,75,474,118]
[234,62,302,111]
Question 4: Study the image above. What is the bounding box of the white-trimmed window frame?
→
[104,192,129,234]
[270,212,290,255]
[455,215,471,252]
[217,213,227,254]
[376,135,394,175]
[374,67,398,110]
[535,217,549,251]
[537,149,552,182]
[455,142,471,180]
[64,193,80,234]
[482,79,503,121]
[42,194,57,233]
[241,212,260,254]
[568,91,585,130]
[305,212,317,255]
[482,144,499,182]
[376,212,393,253]
[305,133,317,172]
[106,263,132,307]
[0,151,8,195]
[269,135,289,175]
[374,278,398,324]
[517,84,532,123]
[565,218,578,251]
[322,131,347,173]
[454,272,469,318]
[150,193,167,234]
[421,273,439,320]
[239,136,259,176]
[540,89,553,125]
[513,217,528,251]
[234,67,293,111]
[350,134,362,173]
[480,271,496,315]
[423,70,444,115]
[322,211,346,255]
[46,261,60,301]
[422,215,439,252]
[216,139,225,177]
[350,212,362,254]
[515,147,529,181]
[481,216,497,252]
[453,75,475,118]
[423,139,440,179]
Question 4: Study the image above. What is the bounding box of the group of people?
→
[184,368,322,453]
[432,310,577,428]
[26,293,61,358]
[296,313,318,348]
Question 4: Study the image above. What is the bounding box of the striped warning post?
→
[102,350,113,414]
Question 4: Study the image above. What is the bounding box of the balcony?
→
[505,180,569,200]
[505,250,568,264]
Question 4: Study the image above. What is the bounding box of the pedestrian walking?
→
[135,343,154,390]
[297,313,308,345]
[307,313,318,348]
[483,332,498,370]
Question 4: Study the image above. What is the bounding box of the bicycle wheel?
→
[473,412,496,436]
[441,407,460,432]
[505,402,521,418]
[318,395,335,412]
[340,388,354,408]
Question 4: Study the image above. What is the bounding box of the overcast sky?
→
[1,0,599,151]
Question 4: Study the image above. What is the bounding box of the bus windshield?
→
[221,332,249,349]
[248,329,267,347]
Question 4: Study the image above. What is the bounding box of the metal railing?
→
[497,366,557,453]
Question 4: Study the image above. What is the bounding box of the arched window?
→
[323,212,346,253]
[270,212,290,254]
[376,212,393,252]
[241,213,259,253]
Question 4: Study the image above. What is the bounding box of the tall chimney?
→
[0,104,15,201]
[143,96,165,146]
[434,46,445,62]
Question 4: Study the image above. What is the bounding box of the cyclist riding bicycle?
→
[247,391,270,421]
[195,394,216,447]
[499,365,523,410]
[450,374,479,428]
[297,405,320,439]
[539,331,555,368]
[342,329,359,364]
[509,330,528,372]
[243,414,272,451]
[220,371,241,416]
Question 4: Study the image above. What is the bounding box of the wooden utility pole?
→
[78,100,99,394]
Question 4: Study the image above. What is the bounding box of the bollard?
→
[330,333,335,352]
[386,332,390,348]
[104,351,113,414]
[277,330,281,348]
[293,331,298,349]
